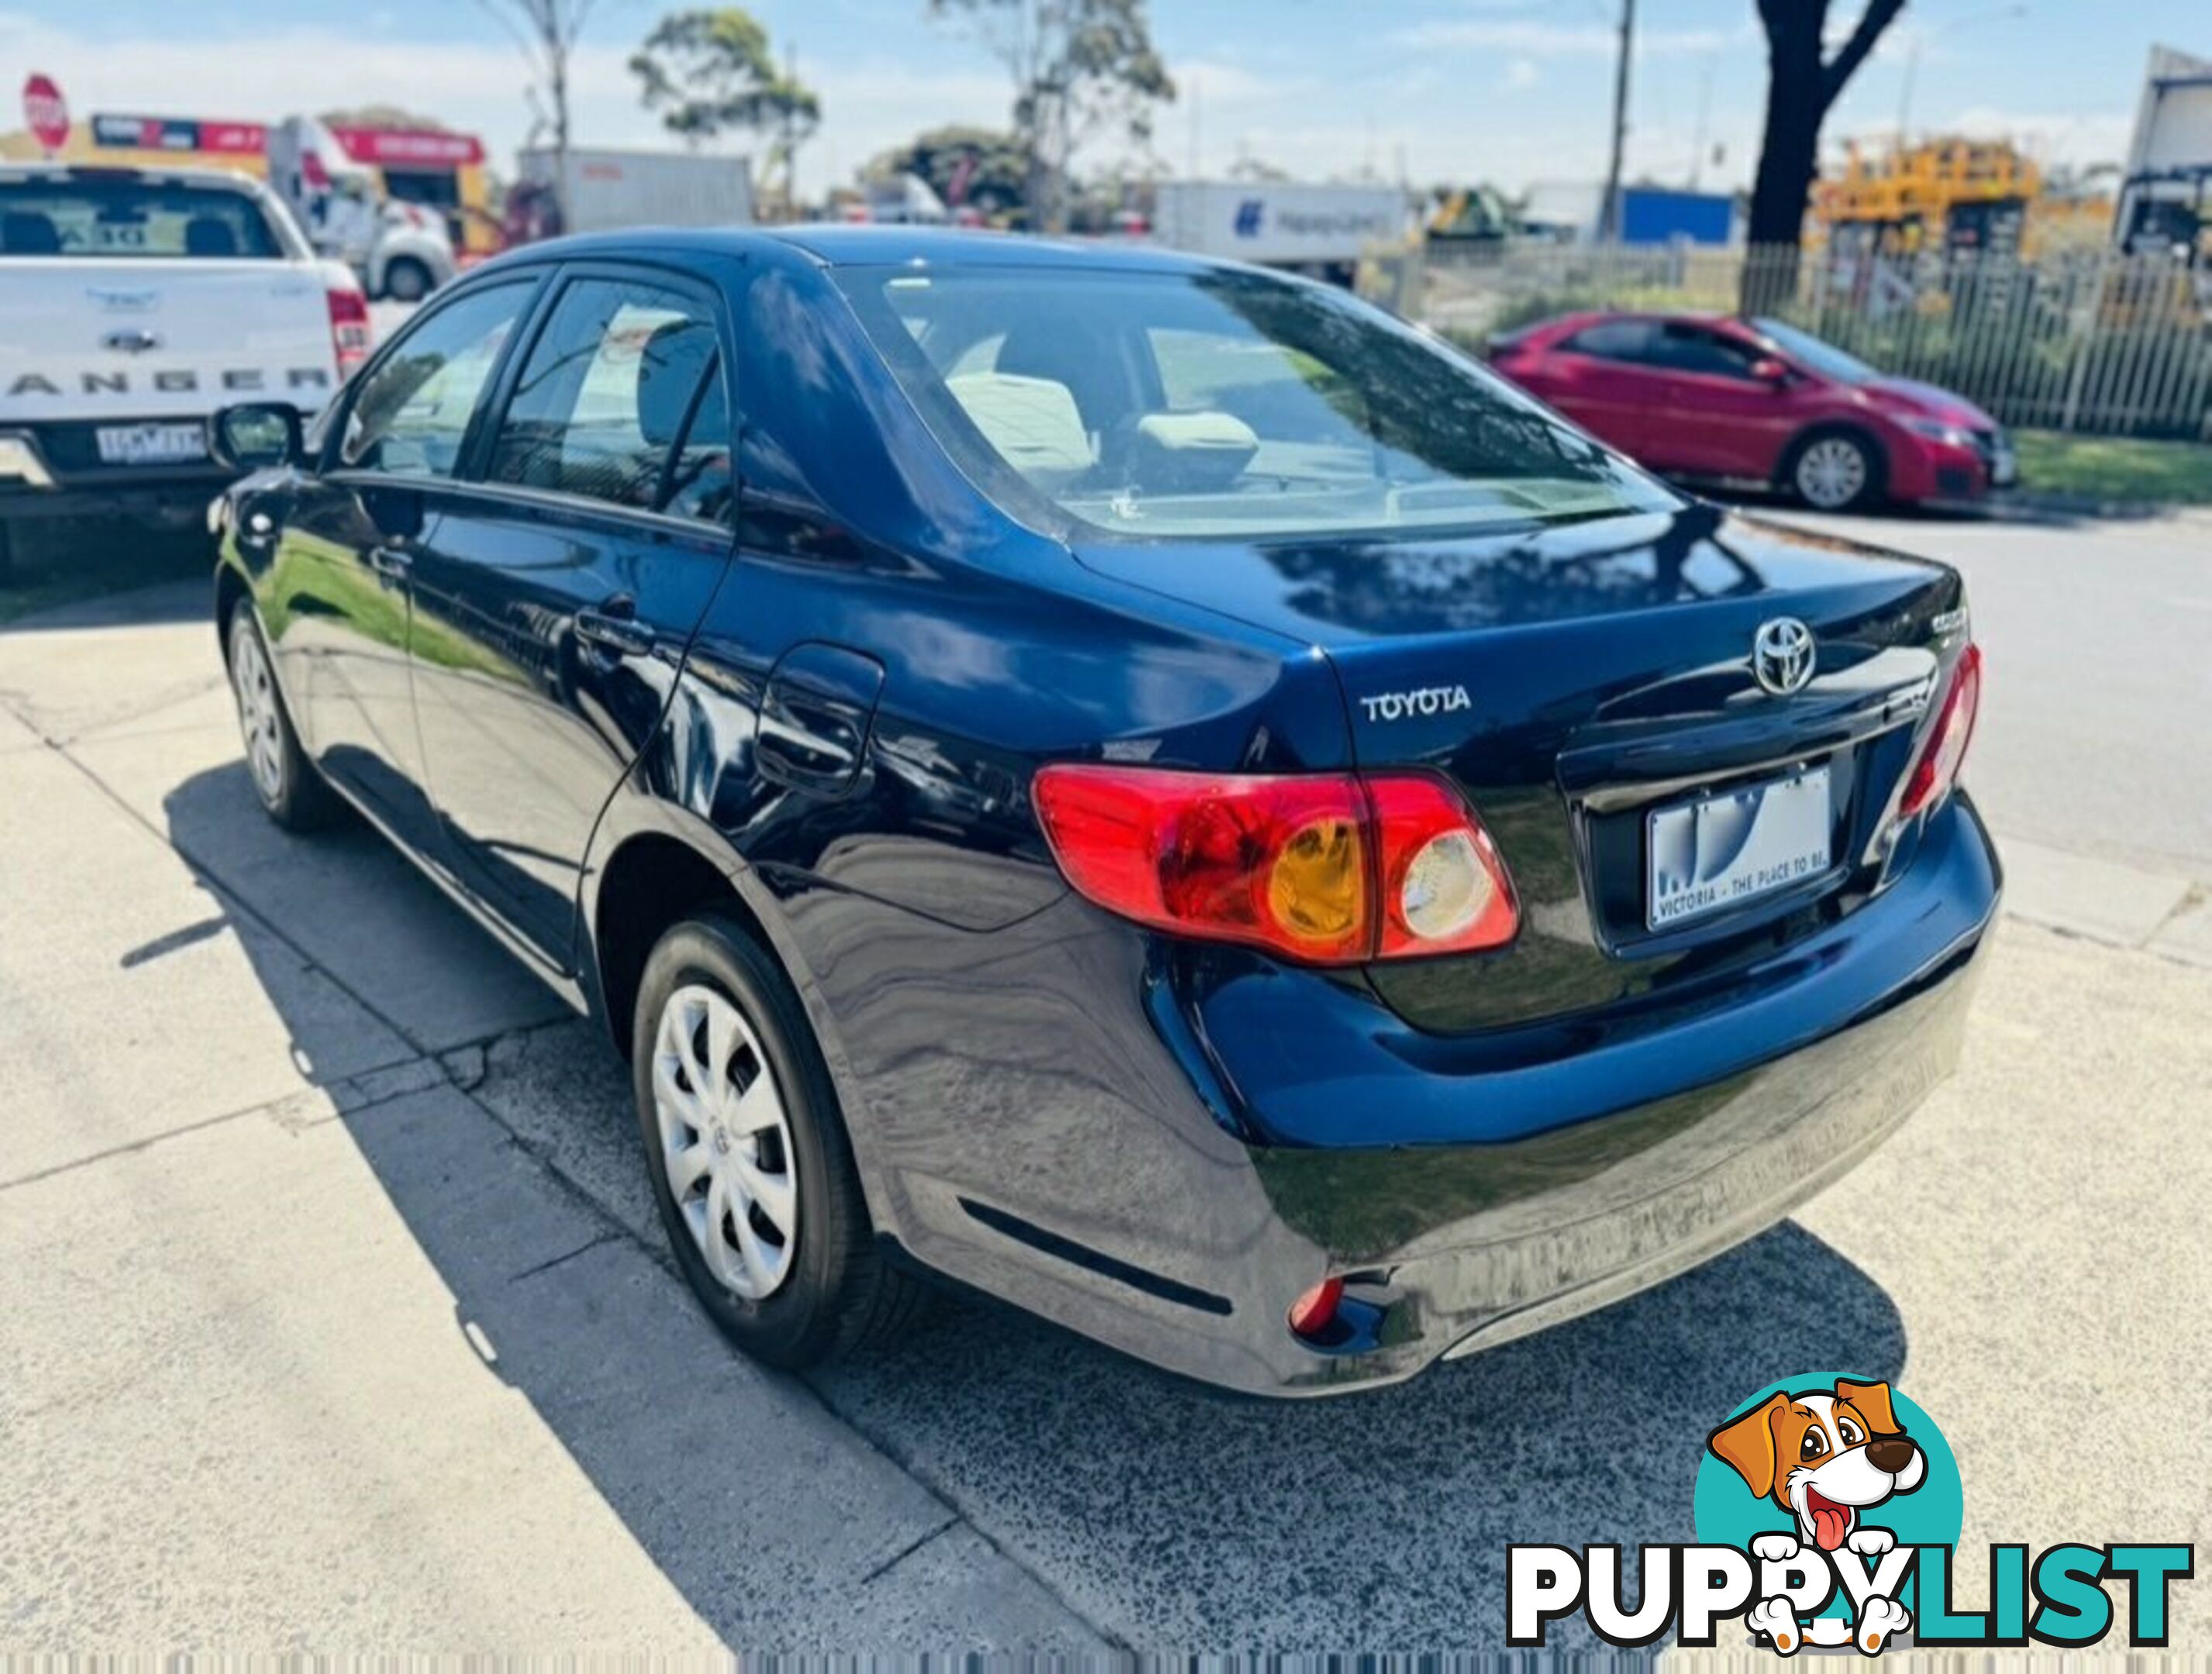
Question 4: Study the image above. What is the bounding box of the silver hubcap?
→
[229,615,285,804]
[652,984,799,1300]
[1797,437,1868,508]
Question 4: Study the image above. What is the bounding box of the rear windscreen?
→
[0,179,284,260]
[835,264,1680,542]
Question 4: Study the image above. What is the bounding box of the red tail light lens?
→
[1899,642,1983,819]
[326,283,372,380]
[1288,1276,1345,1341]
[1031,765,1518,964]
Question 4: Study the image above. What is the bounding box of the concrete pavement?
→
[2,537,2209,1650]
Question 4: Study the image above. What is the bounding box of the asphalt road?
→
[1,510,2207,1650]
[1777,505,2212,880]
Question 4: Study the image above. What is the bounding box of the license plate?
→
[95,422,205,466]
[1647,766,1831,930]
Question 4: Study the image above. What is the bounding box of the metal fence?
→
[1377,241,2212,441]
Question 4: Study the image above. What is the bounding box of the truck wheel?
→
[383,257,432,304]
[632,911,929,1369]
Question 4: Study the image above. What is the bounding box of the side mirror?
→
[208,403,305,473]
[1750,356,1792,387]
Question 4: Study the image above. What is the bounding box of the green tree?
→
[632,9,822,205]
[866,125,1031,217]
[925,0,1174,232]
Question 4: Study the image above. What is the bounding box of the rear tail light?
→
[1288,1276,1345,1342]
[326,283,372,380]
[1031,765,1519,964]
[1899,642,1982,818]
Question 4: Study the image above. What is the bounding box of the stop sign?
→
[22,74,68,153]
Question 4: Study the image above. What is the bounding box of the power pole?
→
[1600,0,1635,241]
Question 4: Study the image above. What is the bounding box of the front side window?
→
[0,177,285,260]
[486,276,720,513]
[340,281,533,476]
[836,267,1676,540]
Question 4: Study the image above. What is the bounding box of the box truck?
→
[1148,181,1410,284]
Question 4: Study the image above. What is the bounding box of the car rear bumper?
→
[0,427,229,524]
[866,793,1998,1398]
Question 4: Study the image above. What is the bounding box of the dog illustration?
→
[1708,1378,1927,1653]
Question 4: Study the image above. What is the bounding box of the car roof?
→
[0,161,269,192]
[480,222,1233,278]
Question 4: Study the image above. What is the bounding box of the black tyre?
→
[383,257,432,303]
[632,911,926,1368]
[0,520,14,584]
[1785,427,1884,512]
[224,601,343,832]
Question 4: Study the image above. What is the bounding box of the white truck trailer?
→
[1148,181,1410,284]
[517,146,755,236]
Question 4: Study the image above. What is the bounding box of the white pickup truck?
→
[0,164,370,574]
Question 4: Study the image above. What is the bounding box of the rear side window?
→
[486,276,719,513]
[340,281,533,477]
[661,360,734,525]
[0,177,283,259]
[1648,324,1763,379]
[1563,319,1656,363]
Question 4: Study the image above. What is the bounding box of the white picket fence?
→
[1379,241,2212,441]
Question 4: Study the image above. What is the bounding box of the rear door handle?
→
[367,544,412,583]
[574,602,653,657]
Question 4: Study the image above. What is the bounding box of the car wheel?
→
[0,520,14,583]
[632,911,927,1369]
[226,603,341,832]
[383,257,432,304]
[1788,429,1883,512]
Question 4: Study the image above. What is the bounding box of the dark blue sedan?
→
[207,228,1997,1397]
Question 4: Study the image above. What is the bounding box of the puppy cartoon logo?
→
[1707,1379,1928,1652]
[1508,1373,2192,1654]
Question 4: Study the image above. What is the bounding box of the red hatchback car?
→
[1490,312,2017,512]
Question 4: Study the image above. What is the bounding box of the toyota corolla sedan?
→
[206,229,1997,1397]
[1490,311,2017,512]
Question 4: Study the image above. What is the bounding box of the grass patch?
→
[1,521,211,626]
[2014,431,2212,506]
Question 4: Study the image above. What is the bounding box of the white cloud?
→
[1392,19,1739,58]
[0,9,1009,196]
[1928,106,2135,170]
[1504,57,1542,90]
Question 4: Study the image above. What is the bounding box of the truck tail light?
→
[1899,642,1982,819]
[1031,765,1518,965]
[326,283,372,380]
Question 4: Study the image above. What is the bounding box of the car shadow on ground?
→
[162,753,1908,1647]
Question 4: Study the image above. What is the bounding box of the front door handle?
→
[367,544,412,584]
[574,602,653,658]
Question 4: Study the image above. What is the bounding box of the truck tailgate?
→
[0,258,339,423]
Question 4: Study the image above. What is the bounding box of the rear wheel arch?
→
[214,560,252,666]
[591,830,764,1058]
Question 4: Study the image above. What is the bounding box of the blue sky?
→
[3,0,2194,196]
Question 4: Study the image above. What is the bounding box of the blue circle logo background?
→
[1693,1372,1964,1617]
